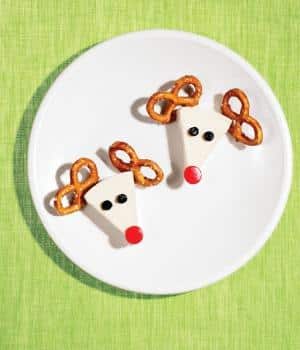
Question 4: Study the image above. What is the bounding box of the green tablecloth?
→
[1,1,299,349]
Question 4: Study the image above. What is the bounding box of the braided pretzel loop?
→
[221,88,263,146]
[146,75,202,124]
[109,141,164,186]
[54,158,99,215]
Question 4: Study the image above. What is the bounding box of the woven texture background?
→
[0,1,299,349]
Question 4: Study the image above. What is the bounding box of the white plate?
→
[28,30,292,295]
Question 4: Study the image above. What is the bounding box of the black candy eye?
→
[116,193,127,204]
[188,126,199,136]
[101,200,112,210]
[203,131,215,141]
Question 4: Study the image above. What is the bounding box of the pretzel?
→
[221,88,263,146]
[146,75,202,124]
[54,158,99,215]
[109,141,164,186]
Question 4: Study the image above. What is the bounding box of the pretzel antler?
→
[146,75,202,124]
[109,141,164,186]
[54,158,99,215]
[221,88,263,146]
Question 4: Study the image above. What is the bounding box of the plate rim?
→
[27,29,293,295]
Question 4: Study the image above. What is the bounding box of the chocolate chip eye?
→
[188,126,199,136]
[116,193,127,204]
[101,200,112,210]
[203,131,215,141]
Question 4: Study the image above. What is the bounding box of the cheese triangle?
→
[176,106,231,168]
[84,172,138,234]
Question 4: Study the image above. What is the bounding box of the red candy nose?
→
[125,226,143,244]
[184,166,202,184]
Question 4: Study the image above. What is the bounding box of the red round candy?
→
[125,226,143,244]
[184,166,202,184]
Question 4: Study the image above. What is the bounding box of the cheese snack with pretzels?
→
[54,147,163,244]
[146,76,263,185]
[54,157,144,244]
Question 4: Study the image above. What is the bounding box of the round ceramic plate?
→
[28,30,292,295]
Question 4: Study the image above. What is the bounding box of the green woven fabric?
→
[1,1,299,349]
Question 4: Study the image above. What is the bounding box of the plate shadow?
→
[13,45,166,299]
[130,80,185,189]
[214,93,246,151]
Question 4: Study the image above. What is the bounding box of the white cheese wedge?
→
[84,171,138,234]
[176,106,232,168]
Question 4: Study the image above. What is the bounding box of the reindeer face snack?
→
[147,75,263,184]
[54,143,163,244]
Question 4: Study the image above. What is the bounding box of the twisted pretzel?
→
[146,75,202,124]
[54,158,99,215]
[109,141,164,186]
[221,88,263,146]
